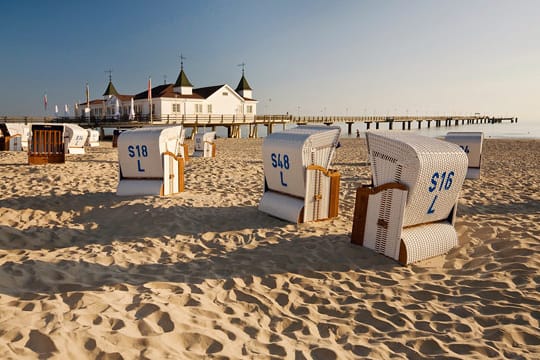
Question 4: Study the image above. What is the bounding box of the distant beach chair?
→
[259,125,341,223]
[116,126,186,196]
[63,124,88,154]
[192,131,216,158]
[28,124,66,164]
[445,131,484,179]
[351,131,468,265]
[86,128,100,147]
[0,123,20,151]
[1,123,29,151]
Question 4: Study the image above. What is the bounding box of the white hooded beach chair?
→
[1,123,28,151]
[259,125,341,223]
[351,131,468,265]
[192,131,216,158]
[86,129,100,147]
[28,124,66,164]
[116,126,186,196]
[445,132,483,179]
[63,124,88,154]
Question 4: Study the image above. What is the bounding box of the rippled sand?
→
[0,137,539,359]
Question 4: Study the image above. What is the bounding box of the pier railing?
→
[0,114,518,138]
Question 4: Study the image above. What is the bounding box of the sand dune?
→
[0,137,539,359]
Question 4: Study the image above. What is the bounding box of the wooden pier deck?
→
[1,114,518,138]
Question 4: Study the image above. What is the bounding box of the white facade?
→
[83,69,257,121]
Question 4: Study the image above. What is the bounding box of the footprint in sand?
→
[25,330,58,355]
[132,303,175,335]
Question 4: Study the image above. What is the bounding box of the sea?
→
[210,117,540,140]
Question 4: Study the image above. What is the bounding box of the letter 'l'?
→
[280,171,287,187]
[427,195,438,214]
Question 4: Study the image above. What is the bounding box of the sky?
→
[1,0,539,120]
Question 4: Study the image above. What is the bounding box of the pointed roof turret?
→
[173,54,193,95]
[102,80,120,97]
[174,68,193,87]
[235,74,252,92]
[235,63,252,91]
[235,63,253,99]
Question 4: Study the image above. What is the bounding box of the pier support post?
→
[366,122,371,130]
[388,121,393,130]
[427,120,431,128]
[375,122,380,130]
[346,122,353,136]
[418,121,422,129]
[402,122,406,130]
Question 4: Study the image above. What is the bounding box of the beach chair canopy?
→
[116,126,185,196]
[352,131,468,264]
[445,131,483,179]
[259,125,341,223]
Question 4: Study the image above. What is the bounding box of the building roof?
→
[174,69,193,88]
[134,84,203,100]
[235,74,252,91]
[194,85,226,99]
[133,83,257,101]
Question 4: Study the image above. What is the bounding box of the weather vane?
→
[180,53,186,70]
[105,69,113,82]
[237,62,246,75]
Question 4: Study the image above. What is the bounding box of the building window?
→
[247,105,253,113]
[207,104,212,114]
[195,104,202,113]
[222,92,228,96]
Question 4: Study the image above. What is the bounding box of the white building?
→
[81,65,257,121]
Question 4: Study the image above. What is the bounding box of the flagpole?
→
[43,91,48,119]
[148,76,153,124]
[85,82,90,123]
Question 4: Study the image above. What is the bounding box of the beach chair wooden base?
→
[351,182,458,265]
[28,153,65,165]
[116,153,185,196]
[259,169,340,223]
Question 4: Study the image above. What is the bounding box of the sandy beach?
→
[0,136,539,359]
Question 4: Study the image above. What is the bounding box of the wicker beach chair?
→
[259,125,341,223]
[28,124,66,164]
[0,123,27,151]
[116,126,185,196]
[192,131,216,158]
[64,124,88,154]
[445,131,484,179]
[86,129,100,147]
[351,131,468,265]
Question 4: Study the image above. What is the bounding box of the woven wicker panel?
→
[361,186,408,260]
[367,131,467,227]
[305,168,331,221]
[400,223,458,264]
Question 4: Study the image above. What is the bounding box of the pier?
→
[1,114,518,138]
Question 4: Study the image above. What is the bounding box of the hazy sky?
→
[1,0,538,119]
